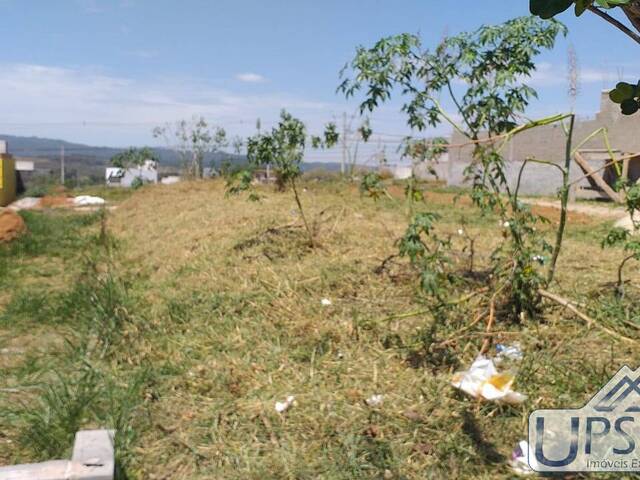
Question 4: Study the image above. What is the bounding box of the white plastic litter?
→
[73,196,106,206]
[509,440,537,475]
[451,356,526,404]
[365,394,384,407]
[321,298,332,306]
[7,197,40,211]
[615,212,640,233]
[532,254,545,265]
[275,395,295,413]
[457,228,465,236]
[495,343,524,362]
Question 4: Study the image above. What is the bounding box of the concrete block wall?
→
[448,158,589,197]
[447,91,640,196]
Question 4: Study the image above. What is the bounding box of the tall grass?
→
[1,208,148,478]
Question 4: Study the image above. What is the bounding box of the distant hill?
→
[0,134,238,168]
[0,134,344,180]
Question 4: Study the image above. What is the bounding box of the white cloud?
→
[0,63,334,146]
[235,72,266,83]
[525,62,639,88]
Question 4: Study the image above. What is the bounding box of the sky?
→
[0,0,638,163]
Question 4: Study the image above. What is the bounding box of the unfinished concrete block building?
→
[446,92,640,197]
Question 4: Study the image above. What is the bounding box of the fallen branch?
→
[380,288,489,323]
[374,254,399,275]
[437,308,487,347]
[479,297,496,355]
[448,287,489,306]
[538,289,638,345]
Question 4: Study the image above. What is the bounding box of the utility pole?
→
[341,112,348,176]
[60,145,65,185]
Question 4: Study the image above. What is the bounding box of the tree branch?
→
[622,1,640,35]
[588,5,640,45]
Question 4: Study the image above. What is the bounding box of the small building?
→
[15,159,35,172]
[15,159,35,194]
[389,165,413,180]
[106,160,158,187]
[386,153,450,182]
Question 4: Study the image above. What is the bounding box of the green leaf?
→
[617,81,635,97]
[596,0,632,7]
[621,98,639,115]
[530,0,574,19]
[575,0,592,15]
[609,82,636,104]
[609,90,624,104]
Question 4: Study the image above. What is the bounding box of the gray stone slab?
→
[0,430,115,480]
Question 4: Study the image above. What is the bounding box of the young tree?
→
[339,16,569,316]
[153,116,227,178]
[242,110,338,247]
[110,147,159,170]
[400,136,448,218]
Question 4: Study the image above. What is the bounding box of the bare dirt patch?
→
[0,210,26,243]
[38,195,73,209]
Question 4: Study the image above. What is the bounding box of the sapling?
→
[238,110,339,247]
[398,212,452,298]
[602,181,640,297]
[456,218,478,274]
[399,136,448,219]
[225,169,261,202]
[339,17,568,316]
[360,172,391,201]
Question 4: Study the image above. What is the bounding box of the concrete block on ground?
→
[71,430,115,480]
[0,430,115,480]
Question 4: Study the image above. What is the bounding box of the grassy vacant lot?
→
[1,178,639,479]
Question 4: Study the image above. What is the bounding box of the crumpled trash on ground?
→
[451,355,526,404]
[275,395,295,413]
[495,343,523,362]
[509,440,537,475]
[73,195,106,206]
[365,394,384,407]
[320,298,332,306]
[7,197,40,211]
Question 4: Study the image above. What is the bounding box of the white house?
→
[106,160,158,187]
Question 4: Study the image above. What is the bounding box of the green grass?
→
[1,179,640,479]
[71,184,138,202]
[0,208,149,477]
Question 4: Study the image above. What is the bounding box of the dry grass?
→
[2,179,640,479]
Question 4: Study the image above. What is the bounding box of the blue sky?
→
[0,0,638,162]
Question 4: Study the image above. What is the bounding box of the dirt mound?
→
[0,210,27,243]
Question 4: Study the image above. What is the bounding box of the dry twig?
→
[538,289,638,345]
